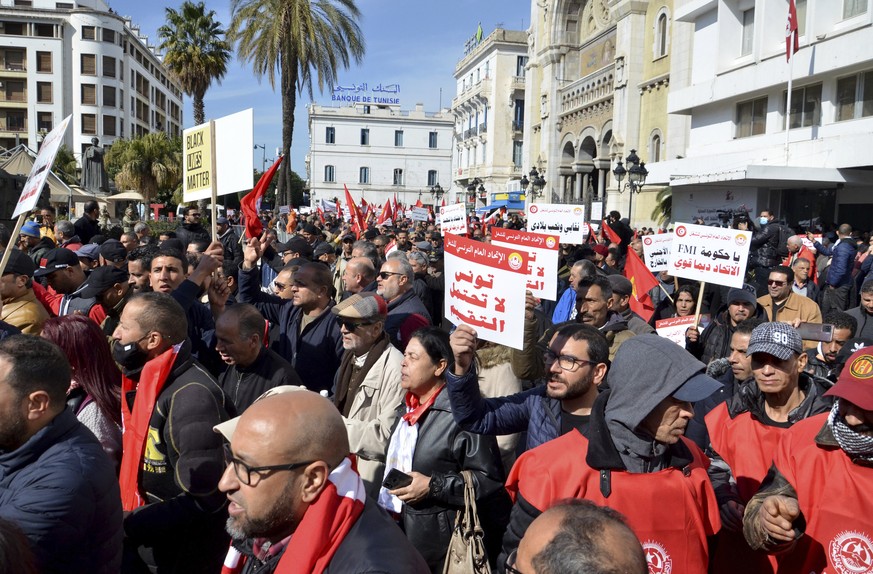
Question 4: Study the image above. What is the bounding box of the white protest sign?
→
[439,203,467,236]
[183,108,254,202]
[491,227,560,301]
[14,115,71,218]
[656,315,712,347]
[411,206,429,222]
[444,234,529,350]
[526,203,586,244]
[667,223,752,288]
[642,233,674,272]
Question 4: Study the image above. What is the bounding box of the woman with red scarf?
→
[379,327,511,573]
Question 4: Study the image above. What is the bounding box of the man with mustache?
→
[744,346,873,573]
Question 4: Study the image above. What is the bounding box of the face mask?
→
[112,336,149,372]
[759,217,769,225]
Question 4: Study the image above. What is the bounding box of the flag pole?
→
[693,281,706,331]
[784,13,797,163]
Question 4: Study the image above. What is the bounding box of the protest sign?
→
[667,223,752,288]
[411,206,429,222]
[491,227,560,301]
[655,315,711,347]
[444,234,529,350]
[526,203,586,244]
[14,115,71,218]
[439,203,467,236]
[183,108,254,203]
[642,233,673,272]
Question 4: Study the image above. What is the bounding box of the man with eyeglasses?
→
[214,387,429,573]
[330,292,405,499]
[376,255,430,351]
[113,292,231,573]
[239,241,343,394]
[501,335,722,573]
[757,265,822,345]
[448,323,608,456]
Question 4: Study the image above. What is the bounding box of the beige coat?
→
[2,289,48,334]
[342,343,405,500]
[476,344,522,472]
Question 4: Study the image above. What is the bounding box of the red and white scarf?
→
[222,457,366,574]
[378,386,444,513]
[118,344,180,511]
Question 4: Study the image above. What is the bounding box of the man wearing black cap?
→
[216,216,243,266]
[301,223,329,253]
[277,235,313,262]
[606,275,655,335]
[34,248,105,324]
[502,335,722,572]
[79,266,131,336]
[98,239,128,269]
[703,322,832,573]
[686,287,763,364]
[0,249,47,334]
[744,345,873,573]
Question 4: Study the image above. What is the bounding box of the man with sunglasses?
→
[757,265,822,346]
[214,387,429,573]
[448,323,609,453]
[376,255,430,351]
[330,292,404,500]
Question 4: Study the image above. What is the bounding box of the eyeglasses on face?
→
[504,549,523,574]
[223,444,314,486]
[543,350,597,372]
[378,271,403,280]
[336,318,375,332]
[767,279,786,286]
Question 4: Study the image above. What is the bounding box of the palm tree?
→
[105,133,182,205]
[51,145,80,186]
[158,1,231,126]
[229,0,365,205]
[650,186,672,227]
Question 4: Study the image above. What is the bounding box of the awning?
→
[475,200,525,213]
[105,190,145,202]
[0,146,78,204]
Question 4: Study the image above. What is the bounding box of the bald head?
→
[348,257,376,283]
[240,391,349,467]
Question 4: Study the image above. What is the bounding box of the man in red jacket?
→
[744,346,873,573]
[502,335,722,573]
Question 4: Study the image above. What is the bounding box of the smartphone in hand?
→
[382,468,413,490]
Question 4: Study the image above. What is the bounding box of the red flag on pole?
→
[415,198,423,208]
[623,249,659,322]
[240,156,283,239]
[376,201,393,226]
[786,0,799,61]
[586,223,598,245]
[344,185,364,238]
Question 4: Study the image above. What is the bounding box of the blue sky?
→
[108,0,531,178]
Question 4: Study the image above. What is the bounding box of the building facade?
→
[0,0,183,162]
[651,0,873,230]
[307,103,454,209]
[451,28,529,211]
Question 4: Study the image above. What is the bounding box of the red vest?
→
[770,413,873,574]
[706,403,790,574]
[506,430,720,574]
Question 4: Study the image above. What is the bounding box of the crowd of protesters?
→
[0,198,872,574]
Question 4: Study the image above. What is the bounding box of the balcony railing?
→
[0,117,27,131]
[559,64,615,118]
[512,120,523,132]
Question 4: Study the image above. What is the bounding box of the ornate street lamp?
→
[521,167,546,198]
[612,149,648,221]
[430,183,444,204]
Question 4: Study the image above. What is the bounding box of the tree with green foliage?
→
[51,145,80,186]
[650,186,672,227]
[228,0,365,206]
[158,1,231,126]
[105,133,182,205]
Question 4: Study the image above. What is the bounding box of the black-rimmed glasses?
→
[504,549,523,574]
[336,318,375,332]
[543,350,598,372]
[223,444,314,486]
[378,271,403,280]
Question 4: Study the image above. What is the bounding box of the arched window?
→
[650,132,662,163]
[654,8,670,59]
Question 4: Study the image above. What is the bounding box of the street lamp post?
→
[254,143,266,173]
[520,167,546,201]
[612,149,648,224]
[430,183,444,205]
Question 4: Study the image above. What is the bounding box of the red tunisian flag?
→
[602,221,622,245]
[623,249,659,322]
[376,201,393,226]
[786,0,799,61]
[240,156,283,239]
[344,185,365,237]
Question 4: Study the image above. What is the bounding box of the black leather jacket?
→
[398,389,511,572]
[750,222,781,269]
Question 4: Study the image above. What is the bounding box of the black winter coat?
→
[396,390,511,573]
[750,222,782,269]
